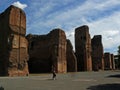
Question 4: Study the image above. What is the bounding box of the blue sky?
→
[1,0,120,55]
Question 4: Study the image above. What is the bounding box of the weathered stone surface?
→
[0,5,29,76]
[66,39,77,72]
[26,29,67,73]
[111,54,115,70]
[75,25,92,71]
[9,5,26,35]
[104,52,112,70]
[91,35,104,71]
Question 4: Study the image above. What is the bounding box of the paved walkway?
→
[0,71,120,90]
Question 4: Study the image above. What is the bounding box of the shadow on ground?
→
[0,87,4,90]
[87,83,120,90]
[107,74,120,78]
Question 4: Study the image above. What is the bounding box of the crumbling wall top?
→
[75,25,89,33]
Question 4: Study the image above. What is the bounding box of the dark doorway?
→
[28,57,52,73]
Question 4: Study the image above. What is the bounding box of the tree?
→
[118,46,120,55]
[116,45,120,69]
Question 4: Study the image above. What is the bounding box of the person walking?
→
[52,65,56,80]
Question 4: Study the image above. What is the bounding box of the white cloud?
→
[12,1,27,10]
[94,0,120,10]
[26,0,120,54]
[103,30,119,37]
[66,30,75,50]
[87,11,120,54]
[31,0,120,30]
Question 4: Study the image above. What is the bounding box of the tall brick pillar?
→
[104,52,112,70]
[91,35,104,71]
[75,25,92,71]
[0,5,29,76]
[111,54,115,70]
[49,29,67,73]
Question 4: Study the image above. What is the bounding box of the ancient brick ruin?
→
[111,54,115,70]
[91,35,104,71]
[66,39,77,72]
[26,29,67,73]
[0,5,29,76]
[104,53,115,70]
[0,5,117,76]
[104,52,112,70]
[75,25,92,71]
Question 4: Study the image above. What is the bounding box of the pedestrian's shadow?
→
[87,83,120,90]
[107,74,120,78]
[0,86,4,90]
[46,78,57,81]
